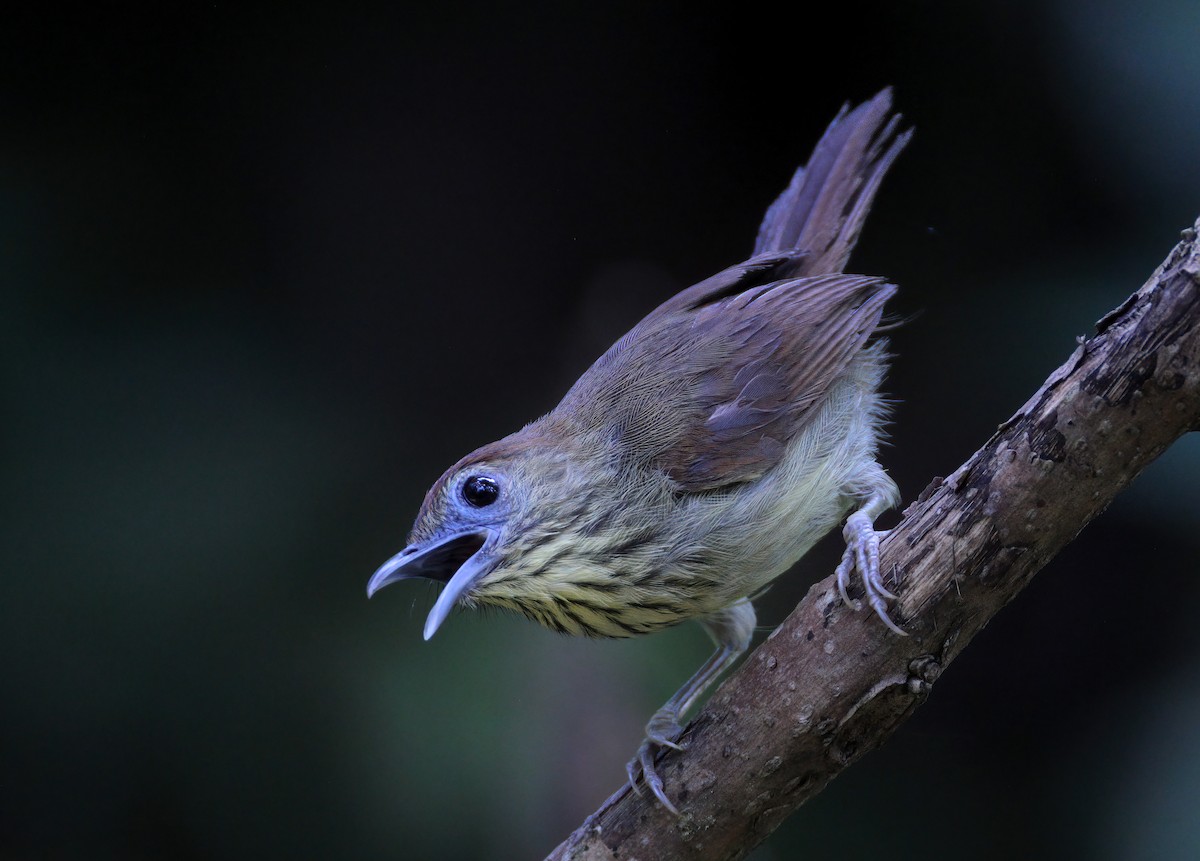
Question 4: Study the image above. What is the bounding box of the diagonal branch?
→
[548,218,1200,861]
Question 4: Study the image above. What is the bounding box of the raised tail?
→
[753,88,910,276]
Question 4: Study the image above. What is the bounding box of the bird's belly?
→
[479,465,852,640]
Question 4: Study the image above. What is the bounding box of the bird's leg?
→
[626,598,756,814]
[835,464,905,634]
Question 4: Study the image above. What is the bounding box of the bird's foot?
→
[835,510,906,635]
[625,712,683,815]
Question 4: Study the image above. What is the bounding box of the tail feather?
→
[753,88,910,276]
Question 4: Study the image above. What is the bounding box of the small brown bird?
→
[368,89,910,813]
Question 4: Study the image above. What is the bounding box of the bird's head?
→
[366,426,592,639]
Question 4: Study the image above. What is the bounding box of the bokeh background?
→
[4,2,1200,859]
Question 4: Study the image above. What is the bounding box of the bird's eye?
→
[462,475,500,507]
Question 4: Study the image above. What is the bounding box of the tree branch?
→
[547,218,1200,861]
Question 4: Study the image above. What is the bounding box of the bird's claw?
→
[836,512,906,635]
[625,716,683,815]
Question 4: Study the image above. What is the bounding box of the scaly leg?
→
[835,464,905,634]
[626,598,756,815]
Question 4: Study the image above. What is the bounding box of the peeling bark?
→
[547,219,1200,861]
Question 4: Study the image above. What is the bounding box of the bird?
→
[367,88,910,814]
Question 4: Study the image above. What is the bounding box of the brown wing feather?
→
[557,274,894,490]
[654,274,893,489]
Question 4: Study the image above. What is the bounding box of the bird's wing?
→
[557,272,894,492]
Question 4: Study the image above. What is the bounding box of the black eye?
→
[462,475,500,507]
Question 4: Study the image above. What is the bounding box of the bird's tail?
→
[753,88,910,276]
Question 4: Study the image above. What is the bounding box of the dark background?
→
[5,3,1200,859]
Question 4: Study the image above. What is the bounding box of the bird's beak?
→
[366,530,493,640]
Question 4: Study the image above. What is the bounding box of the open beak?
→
[366,530,493,640]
